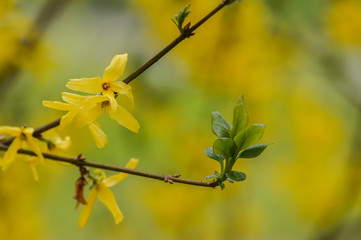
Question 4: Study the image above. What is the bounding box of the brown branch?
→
[0,143,218,188]
[33,118,61,137]
[122,0,233,84]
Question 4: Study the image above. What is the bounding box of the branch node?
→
[209,180,219,188]
[222,0,232,6]
[164,178,174,184]
[182,23,195,38]
[79,165,89,176]
[76,154,86,161]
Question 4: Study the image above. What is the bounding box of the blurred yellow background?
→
[1,0,361,239]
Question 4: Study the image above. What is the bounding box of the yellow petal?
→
[0,126,21,136]
[42,100,78,111]
[78,188,97,229]
[110,81,131,94]
[54,135,71,150]
[88,122,108,148]
[23,127,34,135]
[59,110,78,130]
[96,182,124,224]
[62,92,93,108]
[2,137,21,171]
[85,95,108,104]
[107,104,140,133]
[29,163,39,181]
[66,77,103,94]
[103,54,128,82]
[110,82,134,107]
[125,158,139,169]
[23,156,40,181]
[25,134,44,165]
[73,104,106,128]
[93,169,103,174]
[104,158,139,187]
[104,91,118,113]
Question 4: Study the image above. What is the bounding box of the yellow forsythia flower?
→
[66,54,139,133]
[0,126,44,171]
[78,158,139,229]
[43,54,140,147]
[43,93,108,148]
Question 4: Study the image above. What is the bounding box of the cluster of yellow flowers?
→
[0,126,70,177]
[43,54,140,148]
[0,54,141,228]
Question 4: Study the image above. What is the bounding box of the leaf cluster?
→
[205,96,269,189]
[172,5,192,33]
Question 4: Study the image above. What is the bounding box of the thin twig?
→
[0,143,218,188]
[33,118,61,136]
[122,0,233,84]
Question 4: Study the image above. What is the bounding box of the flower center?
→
[101,101,110,108]
[20,132,27,140]
[102,82,111,91]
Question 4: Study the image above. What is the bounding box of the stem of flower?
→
[33,118,61,136]
[0,143,218,188]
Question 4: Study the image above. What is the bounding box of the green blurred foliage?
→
[1,0,361,239]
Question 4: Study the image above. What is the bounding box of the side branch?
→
[34,118,61,136]
[0,143,218,188]
[122,0,231,84]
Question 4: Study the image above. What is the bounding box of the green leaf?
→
[234,124,265,151]
[205,174,217,180]
[219,181,226,190]
[230,96,248,138]
[226,171,246,181]
[205,171,220,180]
[172,5,192,32]
[204,147,225,163]
[213,138,236,158]
[226,177,234,183]
[237,144,269,159]
[211,111,231,139]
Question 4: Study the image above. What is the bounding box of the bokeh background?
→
[1,0,361,239]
